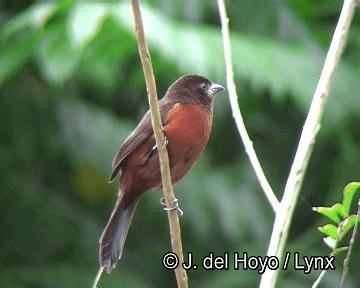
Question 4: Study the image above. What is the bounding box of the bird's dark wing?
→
[109,100,175,182]
[109,111,152,182]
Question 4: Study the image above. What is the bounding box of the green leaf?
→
[4,2,360,130]
[323,236,337,250]
[342,182,360,216]
[2,3,56,38]
[78,17,136,94]
[0,0,76,85]
[35,21,80,85]
[2,0,74,38]
[115,3,360,131]
[318,224,338,240]
[332,202,347,218]
[68,3,110,48]
[339,214,359,240]
[313,204,344,224]
[0,31,43,85]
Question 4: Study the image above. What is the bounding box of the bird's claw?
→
[161,136,169,149]
[152,136,169,151]
[160,197,184,216]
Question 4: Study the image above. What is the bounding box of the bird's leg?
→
[160,197,184,216]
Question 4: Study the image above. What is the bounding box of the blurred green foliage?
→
[1,0,359,287]
[314,182,360,251]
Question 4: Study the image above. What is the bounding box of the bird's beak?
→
[208,83,225,96]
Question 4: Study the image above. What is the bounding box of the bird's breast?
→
[165,103,212,148]
[119,103,213,194]
[164,103,212,183]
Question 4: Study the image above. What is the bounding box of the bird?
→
[98,74,224,273]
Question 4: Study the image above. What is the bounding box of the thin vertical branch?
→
[216,0,279,212]
[312,269,327,288]
[312,250,337,288]
[340,198,360,287]
[131,1,188,288]
[92,266,104,288]
[260,1,357,287]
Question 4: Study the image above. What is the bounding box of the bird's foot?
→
[161,136,169,149]
[151,136,168,151]
[160,197,184,216]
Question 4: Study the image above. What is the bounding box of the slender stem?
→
[312,251,336,288]
[131,1,188,287]
[91,266,104,288]
[216,0,279,212]
[312,269,327,288]
[340,198,360,287]
[260,1,357,287]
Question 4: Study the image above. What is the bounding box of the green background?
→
[1,0,359,287]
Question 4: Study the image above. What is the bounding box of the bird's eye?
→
[200,82,207,91]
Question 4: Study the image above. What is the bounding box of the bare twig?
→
[91,266,104,288]
[341,198,360,287]
[216,0,279,212]
[312,269,327,288]
[131,1,188,288]
[312,250,337,288]
[260,1,358,287]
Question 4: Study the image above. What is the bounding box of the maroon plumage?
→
[99,75,224,273]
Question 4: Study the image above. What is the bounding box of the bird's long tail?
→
[99,195,138,273]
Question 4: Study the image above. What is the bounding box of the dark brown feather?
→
[99,195,138,273]
[109,100,175,182]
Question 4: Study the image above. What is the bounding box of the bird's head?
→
[165,75,225,107]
